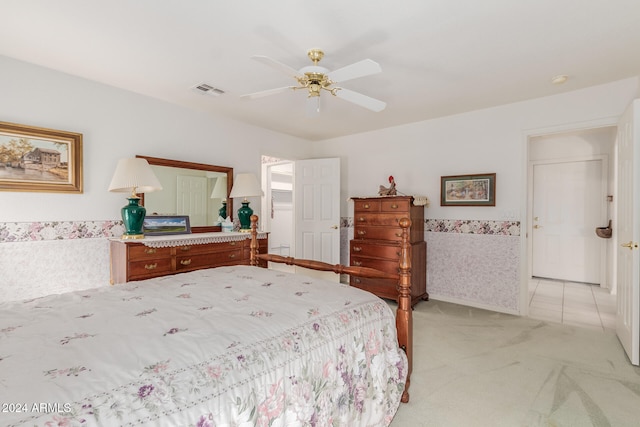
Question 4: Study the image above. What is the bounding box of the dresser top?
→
[111,231,267,248]
[350,195,414,201]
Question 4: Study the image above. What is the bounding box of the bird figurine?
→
[378,175,397,196]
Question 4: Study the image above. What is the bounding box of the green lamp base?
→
[218,201,227,220]
[237,201,253,232]
[121,197,146,239]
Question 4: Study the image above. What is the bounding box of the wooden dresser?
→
[350,196,428,306]
[110,232,268,284]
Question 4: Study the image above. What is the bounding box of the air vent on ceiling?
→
[191,83,225,96]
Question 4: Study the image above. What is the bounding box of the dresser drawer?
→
[128,245,173,260]
[380,198,411,212]
[350,241,401,260]
[350,256,399,275]
[128,257,173,279]
[176,248,244,271]
[353,199,381,212]
[350,277,397,300]
[175,241,242,255]
[354,225,404,242]
[354,213,405,226]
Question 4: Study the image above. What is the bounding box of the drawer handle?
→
[353,246,362,252]
[353,261,362,266]
[180,259,192,266]
[357,230,366,236]
[357,217,366,222]
[395,232,402,237]
[229,241,236,246]
[144,263,158,270]
[363,204,370,209]
[144,248,157,254]
[180,246,192,251]
[354,278,361,284]
[391,204,398,209]
[228,253,236,258]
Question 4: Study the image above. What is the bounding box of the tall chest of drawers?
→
[350,196,428,306]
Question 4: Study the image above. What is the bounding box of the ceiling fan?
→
[240,48,386,116]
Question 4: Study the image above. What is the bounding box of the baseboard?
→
[428,293,521,316]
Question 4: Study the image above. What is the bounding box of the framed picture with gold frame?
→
[441,173,496,206]
[0,121,83,193]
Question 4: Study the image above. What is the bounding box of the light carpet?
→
[389,300,640,427]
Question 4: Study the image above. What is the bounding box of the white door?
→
[176,175,208,226]
[294,158,340,264]
[532,160,605,283]
[616,99,640,365]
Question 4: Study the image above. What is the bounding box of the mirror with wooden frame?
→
[136,155,233,233]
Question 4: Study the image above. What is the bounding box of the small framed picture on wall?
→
[441,173,496,206]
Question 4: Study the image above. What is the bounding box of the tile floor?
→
[528,277,617,332]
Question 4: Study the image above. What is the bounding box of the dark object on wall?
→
[595,220,612,239]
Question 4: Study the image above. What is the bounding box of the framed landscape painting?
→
[0,121,83,193]
[143,215,192,236]
[441,173,496,206]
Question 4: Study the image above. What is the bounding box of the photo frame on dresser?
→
[440,173,496,206]
[143,215,192,236]
[0,121,83,193]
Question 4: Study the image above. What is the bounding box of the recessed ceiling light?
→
[551,75,568,85]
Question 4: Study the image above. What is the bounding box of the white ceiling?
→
[2,0,639,141]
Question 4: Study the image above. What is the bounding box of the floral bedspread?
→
[0,266,407,426]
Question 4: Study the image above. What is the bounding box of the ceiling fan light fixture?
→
[243,48,386,112]
[307,48,324,64]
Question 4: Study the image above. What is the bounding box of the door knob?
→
[621,241,638,250]
[533,224,543,229]
[331,225,338,229]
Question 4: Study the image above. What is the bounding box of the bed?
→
[0,215,413,426]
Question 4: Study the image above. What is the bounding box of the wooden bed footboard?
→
[249,214,413,403]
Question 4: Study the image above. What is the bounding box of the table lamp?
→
[210,176,228,220]
[229,173,263,232]
[108,158,163,239]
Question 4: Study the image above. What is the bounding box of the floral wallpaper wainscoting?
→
[342,217,521,314]
[0,220,123,303]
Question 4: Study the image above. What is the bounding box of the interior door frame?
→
[520,117,619,315]
[528,155,608,285]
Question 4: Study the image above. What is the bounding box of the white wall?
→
[2,53,638,313]
[312,77,639,313]
[313,78,638,221]
[0,55,313,301]
[0,55,312,223]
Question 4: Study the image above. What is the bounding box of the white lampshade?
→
[229,173,264,200]
[108,158,163,196]
[210,176,227,198]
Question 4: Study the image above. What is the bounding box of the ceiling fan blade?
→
[240,86,294,99]
[334,88,386,112]
[305,96,321,118]
[251,55,301,79]
[327,59,382,83]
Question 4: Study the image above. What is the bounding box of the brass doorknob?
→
[533,225,543,229]
[621,241,638,250]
